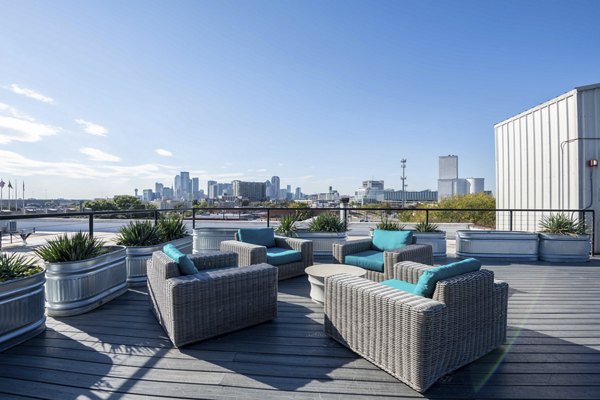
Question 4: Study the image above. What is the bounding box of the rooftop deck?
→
[1,261,600,399]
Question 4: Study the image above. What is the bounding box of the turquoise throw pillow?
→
[163,244,198,275]
[413,258,482,298]
[372,229,413,251]
[238,228,275,248]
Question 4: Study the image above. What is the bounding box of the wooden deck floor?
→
[1,262,600,399]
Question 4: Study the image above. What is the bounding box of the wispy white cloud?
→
[9,84,54,104]
[0,150,178,180]
[79,147,121,162]
[247,168,267,172]
[0,103,60,144]
[75,119,108,136]
[155,148,173,157]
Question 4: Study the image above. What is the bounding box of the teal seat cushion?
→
[238,228,276,248]
[414,257,482,298]
[345,250,384,272]
[372,229,413,251]
[381,279,418,294]
[266,247,303,266]
[163,243,198,275]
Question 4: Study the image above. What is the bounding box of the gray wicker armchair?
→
[332,236,433,282]
[324,261,508,393]
[147,251,278,348]
[220,233,313,280]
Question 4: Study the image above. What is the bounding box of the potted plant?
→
[413,222,447,259]
[116,216,192,286]
[34,232,127,317]
[538,213,590,262]
[0,252,45,352]
[456,230,539,260]
[275,214,299,237]
[369,214,404,237]
[296,212,347,259]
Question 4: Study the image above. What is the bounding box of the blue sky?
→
[1,0,599,199]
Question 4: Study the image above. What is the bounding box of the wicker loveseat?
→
[147,250,278,347]
[220,228,313,280]
[324,260,508,393]
[332,230,433,282]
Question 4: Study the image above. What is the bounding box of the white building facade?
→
[495,83,600,251]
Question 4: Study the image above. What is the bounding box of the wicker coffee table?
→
[305,264,366,304]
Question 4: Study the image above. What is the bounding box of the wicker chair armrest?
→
[220,240,267,266]
[189,251,238,271]
[332,239,372,264]
[274,236,314,266]
[150,251,181,279]
[386,244,433,267]
[392,261,437,283]
[432,269,495,306]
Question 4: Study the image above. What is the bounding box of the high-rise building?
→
[286,185,291,193]
[155,182,164,199]
[270,176,280,201]
[192,177,199,200]
[232,180,267,202]
[180,171,190,200]
[142,189,155,202]
[294,187,302,200]
[437,155,484,200]
[174,175,181,198]
[162,187,174,200]
[207,180,217,199]
[265,180,272,199]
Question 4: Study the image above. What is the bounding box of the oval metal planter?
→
[193,227,238,253]
[44,246,127,317]
[125,236,192,286]
[539,233,591,262]
[295,231,347,261]
[0,270,46,352]
[414,232,447,258]
[456,230,539,260]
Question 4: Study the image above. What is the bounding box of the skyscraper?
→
[232,180,267,202]
[180,171,190,200]
[192,177,199,200]
[271,176,280,201]
[155,182,164,199]
[207,180,217,199]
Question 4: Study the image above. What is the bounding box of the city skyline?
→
[1,1,599,198]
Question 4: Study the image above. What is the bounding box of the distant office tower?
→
[142,189,155,202]
[162,187,174,200]
[271,176,280,200]
[180,172,190,200]
[437,155,484,200]
[286,185,291,193]
[174,175,181,198]
[207,180,217,199]
[279,188,287,201]
[294,187,302,200]
[362,180,384,190]
[232,180,267,202]
[192,177,199,200]
[265,180,272,199]
[155,182,164,199]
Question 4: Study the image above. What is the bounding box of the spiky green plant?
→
[0,252,43,283]
[539,213,586,235]
[275,214,298,237]
[375,214,404,231]
[116,220,162,246]
[414,221,440,232]
[308,212,346,233]
[34,232,107,263]
[157,215,189,242]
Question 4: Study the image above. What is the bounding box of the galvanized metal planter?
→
[539,233,591,262]
[193,228,238,253]
[414,232,447,258]
[0,270,46,352]
[44,246,127,317]
[125,236,192,286]
[295,231,347,260]
[456,230,539,261]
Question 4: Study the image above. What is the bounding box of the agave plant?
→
[0,252,42,283]
[275,214,298,237]
[376,214,404,231]
[308,212,346,233]
[539,213,586,235]
[157,215,189,242]
[414,221,440,232]
[116,220,162,246]
[34,232,107,263]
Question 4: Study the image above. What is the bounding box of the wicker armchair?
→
[221,234,313,280]
[147,251,278,348]
[332,236,433,282]
[324,261,508,393]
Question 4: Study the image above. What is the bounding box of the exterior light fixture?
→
[588,159,598,167]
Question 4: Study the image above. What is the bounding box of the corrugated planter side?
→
[0,270,46,352]
[295,231,347,260]
[45,246,127,317]
[456,230,539,260]
[193,228,238,253]
[414,232,447,258]
[539,233,591,262]
[125,236,192,286]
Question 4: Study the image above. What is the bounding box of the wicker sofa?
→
[220,229,313,280]
[147,250,278,347]
[324,260,508,393]
[332,234,433,282]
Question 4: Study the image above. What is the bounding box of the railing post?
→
[508,210,513,231]
[267,209,270,227]
[88,213,94,239]
[192,208,196,229]
[154,209,159,225]
[425,209,429,225]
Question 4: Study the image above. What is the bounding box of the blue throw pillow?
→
[372,229,413,251]
[413,258,482,298]
[163,243,198,275]
[238,228,275,248]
